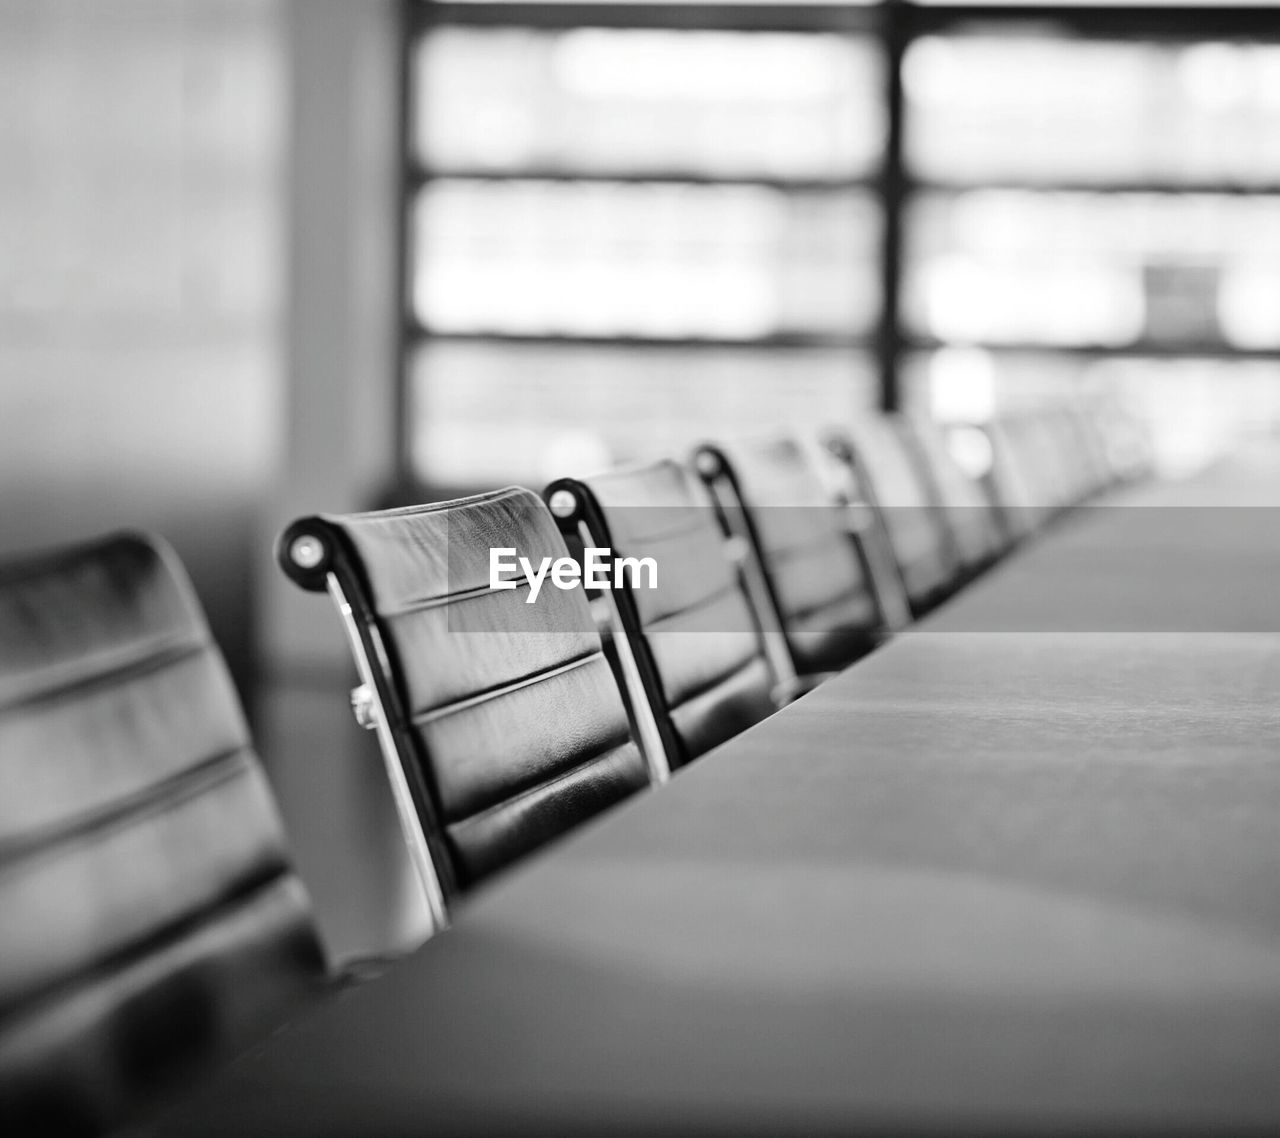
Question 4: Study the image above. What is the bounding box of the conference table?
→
[148,444,1280,1137]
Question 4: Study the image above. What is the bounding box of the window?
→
[901,17,1280,473]
[401,4,888,490]
[402,2,1280,489]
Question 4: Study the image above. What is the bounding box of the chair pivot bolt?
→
[290,535,326,571]
[350,684,378,731]
[548,489,578,519]
[694,450,722,478]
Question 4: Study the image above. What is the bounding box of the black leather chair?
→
[1049,403,1117,503]
[899,414,1007,576]
[277,488,652,931]
[544,460,779,771]
[692,437,890,679]
[0,532,325,1138]
[1029,408,1089,511]
[1087,395,1154,485]
[981,412,1062,540]
[831,416,961,614]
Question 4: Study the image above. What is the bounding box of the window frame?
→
[396,0,1280,492]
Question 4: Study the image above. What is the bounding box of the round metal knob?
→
[289,534,326,571]
[547,489,578,519]
[694,450,722,478]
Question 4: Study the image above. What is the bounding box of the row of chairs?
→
[276,399,1145,926]
[0,399,1145,1136]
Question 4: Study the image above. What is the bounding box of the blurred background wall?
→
[0,0,287,694]
[0,0,417,963]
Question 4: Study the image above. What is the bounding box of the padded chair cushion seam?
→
[409,650,603,726]
[444,736,638,832]
[0,634,208,716]
[0,860,299,1029]
[333,486,524,522]
[0,745,253,877]
[782,586,875,625]
[378,574,535,619]
[644,576,743,631]
[760,529,853,566]
[666,652,764,715]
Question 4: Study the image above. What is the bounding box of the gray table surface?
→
[928,444,1280,634]
[146,447,1280,1138]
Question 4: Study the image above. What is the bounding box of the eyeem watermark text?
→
[490,548,657,603]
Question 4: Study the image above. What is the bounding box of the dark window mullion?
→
[415,1,883,34]
[876,0,908,411]
[908,4,1280,44]
[410,165,880,193]
[906,336,1280,362]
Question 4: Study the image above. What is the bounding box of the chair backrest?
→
[1039,406,1098,507]
[1085,394,1154,485]
[1028,408,1086,511]
[545,460,777,770]
[1061,403,1117,498]
[900,415,1007,574]
[982,413,1061,539]
[988,404,1108,533]
[839,416,961,612]
[693,438,883,676]
[277,488,650,925]
[0,532,324,1138]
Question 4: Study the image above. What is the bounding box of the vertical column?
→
[876,0,908,413]
[393,0,417,486]
[257,0,432,965]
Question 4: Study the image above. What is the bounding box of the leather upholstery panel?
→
[445,741,647,886]
[846,418,932,510]
[419,653,633,824]
[575,462,776,766]
[986,417,1061,534]
[1021,414,1077,510]
[0,532,323,1137]
[316,488,647,891]
[752,537,878,676]
[846,418,957,606]
[645,589,769,710]
[0,539,197,699]
[764,536,880,630]
[594,509,774,752]
[1044,409,1102,504]
[904,417,1005,570]
[328,489,550,612]
[785,600,880,676]
[667,656,776,761]
[711,438,878,673]
[1063,406,1115,495]
[0,874,321,1138]
[0,650,246,847]
[610,515,739,632]
[385,583,599,719]
[1,753,287,1016]
[899,549,956,611]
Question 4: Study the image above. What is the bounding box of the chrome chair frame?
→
[687,451,804,704]
[544,485,674,784]
[813,434,914,635]
[282,531,450,937]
